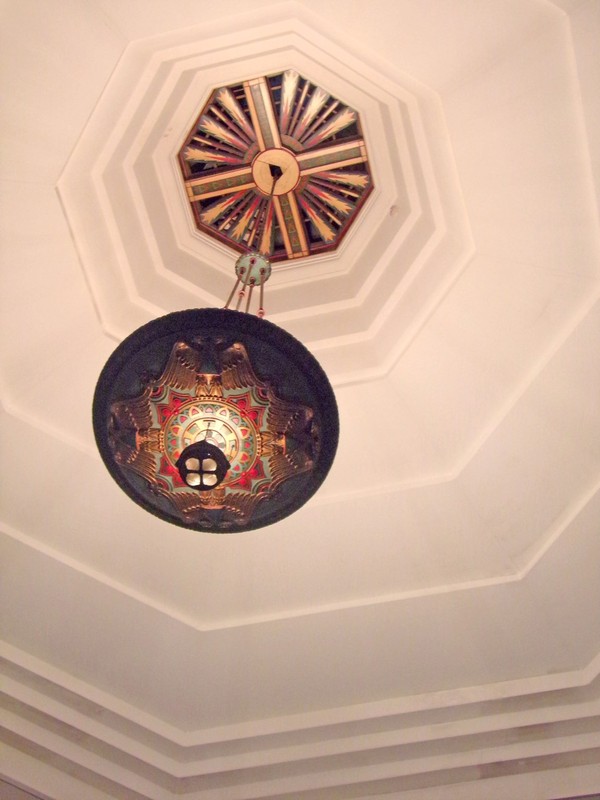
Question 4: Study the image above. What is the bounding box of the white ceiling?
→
[1,1,599,798]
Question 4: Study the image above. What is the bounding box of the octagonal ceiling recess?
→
[3,2,600,796]
[178,70,374,262]
[58,16,473,385]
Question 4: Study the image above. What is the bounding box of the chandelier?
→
[93,252,338,533]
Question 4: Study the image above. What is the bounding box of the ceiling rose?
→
[178,70,374,261]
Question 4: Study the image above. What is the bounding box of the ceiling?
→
[1,1,599,798]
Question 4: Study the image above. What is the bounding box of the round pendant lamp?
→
[93,298,338,533]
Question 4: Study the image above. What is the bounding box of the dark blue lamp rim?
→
[93,308,339,533]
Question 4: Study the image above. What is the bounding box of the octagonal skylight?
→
[178,70,374,261]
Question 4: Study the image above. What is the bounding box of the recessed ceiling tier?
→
[57,15,472,386]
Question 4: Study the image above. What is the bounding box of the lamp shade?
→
[93,308,338,533]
